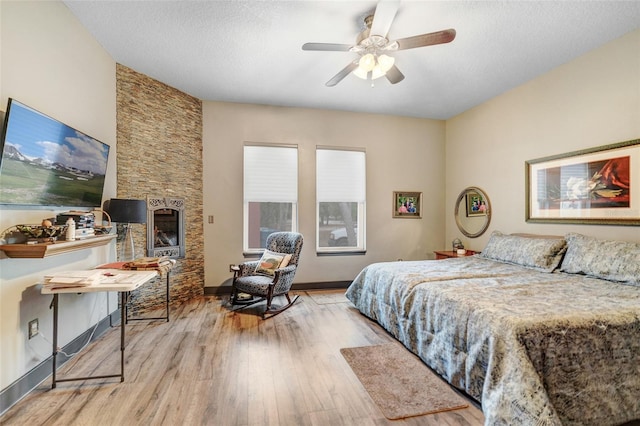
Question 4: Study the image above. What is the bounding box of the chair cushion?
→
[255,249,292,276]
[234,275,273,294]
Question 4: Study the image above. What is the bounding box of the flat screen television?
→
[0,98,110,208]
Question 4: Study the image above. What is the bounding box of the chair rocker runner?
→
[230,232,303,319]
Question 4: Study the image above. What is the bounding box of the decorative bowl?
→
[16,224,68,242]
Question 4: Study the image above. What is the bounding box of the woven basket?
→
[93,209,113,235]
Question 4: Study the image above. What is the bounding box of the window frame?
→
[316,146,366,254]
[243,143,298,254]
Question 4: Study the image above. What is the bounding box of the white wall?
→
[203,102,446,287]
[0,1,117,391]
[445,29,640,250]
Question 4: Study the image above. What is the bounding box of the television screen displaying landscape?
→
[0,99,110,207]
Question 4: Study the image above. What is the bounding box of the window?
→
[243,144,298,252]
[316,147,366,253]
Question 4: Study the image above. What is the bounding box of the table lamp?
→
[103,198,147,261]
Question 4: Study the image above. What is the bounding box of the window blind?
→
[244,145,298,202]
[317,148,366,202]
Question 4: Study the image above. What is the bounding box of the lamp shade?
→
[103,198,147,224]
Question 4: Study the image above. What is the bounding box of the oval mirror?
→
[454,186,492,238]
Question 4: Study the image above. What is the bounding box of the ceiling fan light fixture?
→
[370,67,386,80]
[354,53,394,80]
[378,54,394,72]
[358,53,376,72]
[354,65,385,80]
[352,66,369,80]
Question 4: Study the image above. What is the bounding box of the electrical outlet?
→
[28,318,39,339]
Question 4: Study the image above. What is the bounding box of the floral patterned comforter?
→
[345,256,640,425]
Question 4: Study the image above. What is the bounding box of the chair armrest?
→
[237,261,259,277]
[272,265,297,294]
[275,264,296,276]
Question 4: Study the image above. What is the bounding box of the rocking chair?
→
[230,232,303,319]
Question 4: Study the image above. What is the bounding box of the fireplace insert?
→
[146,196,185,258]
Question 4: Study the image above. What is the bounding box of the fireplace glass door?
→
[147,197,185,258]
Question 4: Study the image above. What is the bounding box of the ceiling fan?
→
[302,0,456,87]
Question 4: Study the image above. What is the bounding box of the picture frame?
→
[465,190,487,217]
[393,191,422,218]
[525,138,640,225]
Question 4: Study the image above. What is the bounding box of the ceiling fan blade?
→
[369,0,400,38]
[396,29,456,50]
[302,42,353,52]
[385,65,405,84]
[326,62,359,87]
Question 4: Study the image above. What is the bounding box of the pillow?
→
[479,231,567,272]
[560,233,640,286]
[255,249,292,276]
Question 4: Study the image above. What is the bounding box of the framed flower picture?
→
[525,139,639,225]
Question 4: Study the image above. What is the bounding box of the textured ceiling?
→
[64,1,640,120]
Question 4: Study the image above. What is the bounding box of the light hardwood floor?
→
[1,290,484,426]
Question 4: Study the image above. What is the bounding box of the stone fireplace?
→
[146,196,186,259]
[117,64,204,313]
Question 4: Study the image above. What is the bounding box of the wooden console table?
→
[97,259,176,323]
[41,270,158,388]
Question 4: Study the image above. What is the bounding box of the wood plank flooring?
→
[1,290,484,426]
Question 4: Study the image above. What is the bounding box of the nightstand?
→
[434,250,477,260]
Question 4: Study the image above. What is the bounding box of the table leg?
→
[125,291,129,325]
[166,272,170,322]
[120,292,126,382]
[51,294,58,389]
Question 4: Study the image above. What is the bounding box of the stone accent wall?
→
[116,64,204,313]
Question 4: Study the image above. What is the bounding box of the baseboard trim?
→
[204,281,351,296]
[0,310,121,416]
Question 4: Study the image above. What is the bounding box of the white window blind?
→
[317,148,366,202]
[244,145,298,202]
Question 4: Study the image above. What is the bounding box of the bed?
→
[345,232,640,425]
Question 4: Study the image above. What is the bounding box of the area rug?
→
[306,290,349,305]
[340,343,469,420]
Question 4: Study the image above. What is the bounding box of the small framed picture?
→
[393,191,422,218]
[466,191,488,217]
